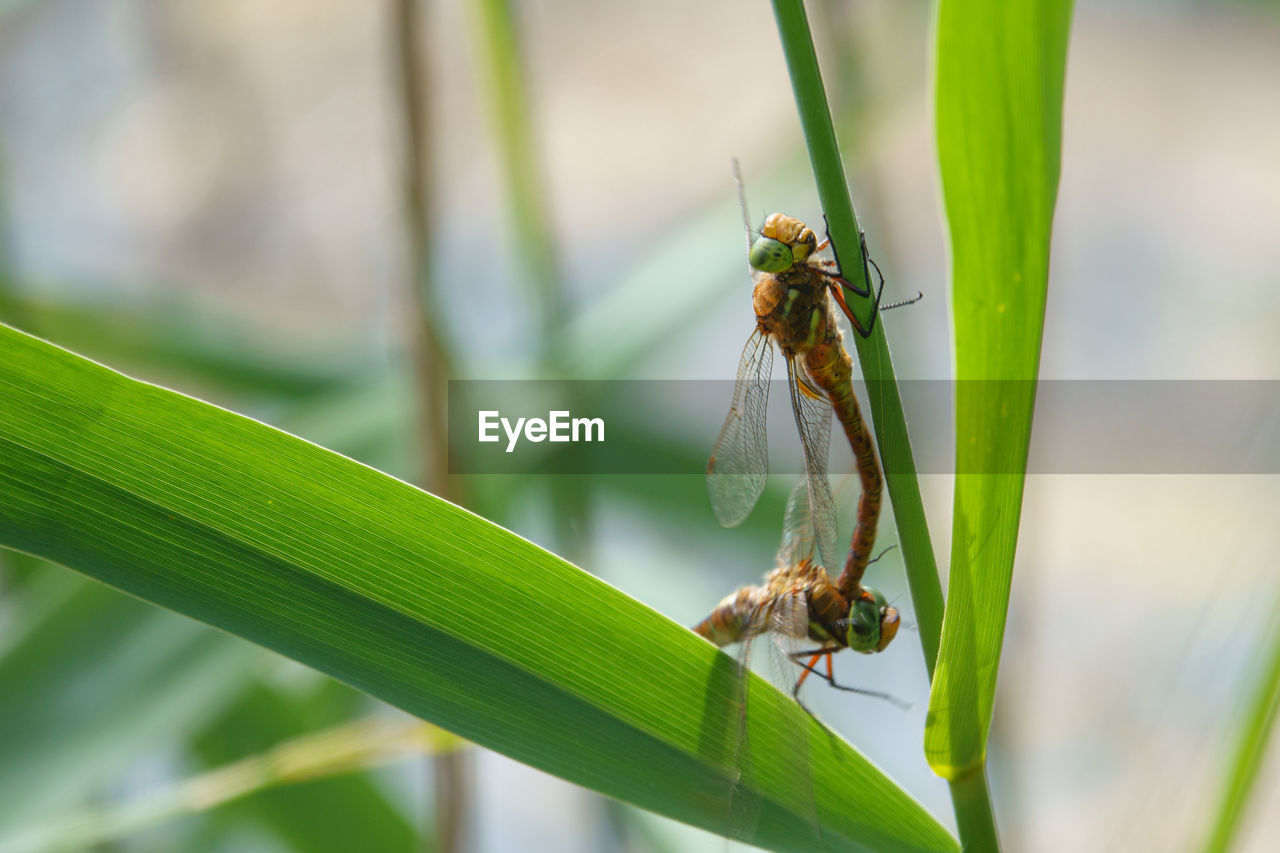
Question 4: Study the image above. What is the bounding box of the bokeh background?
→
[1,0,1278,851]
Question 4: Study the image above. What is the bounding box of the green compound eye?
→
[844,586,892,653]
[749,236,793,273]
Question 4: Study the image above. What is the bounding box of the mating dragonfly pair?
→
[694,178,916,709]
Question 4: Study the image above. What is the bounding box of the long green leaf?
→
[927,0,1073,797]
[0,324,955,853]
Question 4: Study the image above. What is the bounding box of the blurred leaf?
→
[193,684,419,853]
[0,567,259,838]
[1199,592,1280,853]
[0,325,955,852]
[0,294,373,402]
[3,711,446,853]
[925,0,1073,789]
[467,0,564,364]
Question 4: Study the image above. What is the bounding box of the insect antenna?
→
[731,158,755,255]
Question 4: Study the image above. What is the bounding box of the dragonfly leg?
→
[789,647,911,710]
[789,648,840,697]
[818,217,919,339]
[820,216,872,295]
[793,652,824,693]
[866,543,899,567]
[794,695,820,722]
[827,277,871,338]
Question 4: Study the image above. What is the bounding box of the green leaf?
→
[1199,592,1280,853]
[926,0,1074,794]
[0,324,955,853]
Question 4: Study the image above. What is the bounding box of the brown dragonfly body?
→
[702,211,898,694]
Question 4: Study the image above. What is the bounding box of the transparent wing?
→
[775,477,817,570]
[727,624,759,838]
[726,592,808,841]
[707,328,773,527]
[769,589,810,640]
[785,356,839,572]
[720,583,821,843]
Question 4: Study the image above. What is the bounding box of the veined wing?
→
[707,328,773,528]
[785,356,839,572]
[764,586,824,842]
[775,477,817,571]
[769,587,810,641]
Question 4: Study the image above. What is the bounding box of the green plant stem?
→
[947,770,1000,853]
[1200,592,1280,853]
[768,0,944,680]
[769,2,983,847]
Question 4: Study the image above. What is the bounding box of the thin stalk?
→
[468,0,564,366]
[947,770,1001,853]
[466,0,591,565]
[391,3,467,851]
[768,0,944,684]
[394,0,455,497]
[1199,591,1280,853]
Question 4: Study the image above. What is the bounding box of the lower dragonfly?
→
[694,477,900,705]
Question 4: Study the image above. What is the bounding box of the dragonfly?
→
[694,477,900,705]
[707,165,912,596]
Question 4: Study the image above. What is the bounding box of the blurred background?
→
[1,0,1278,851]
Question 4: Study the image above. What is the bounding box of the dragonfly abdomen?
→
[800,309,884,599]
[692,585,768,648]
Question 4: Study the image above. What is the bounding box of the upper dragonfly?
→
[707,169,900,593]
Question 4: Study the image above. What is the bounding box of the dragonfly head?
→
[843,586,900,653]
[750,213,818,272]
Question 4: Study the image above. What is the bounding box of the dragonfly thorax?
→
[752,273,833,357]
